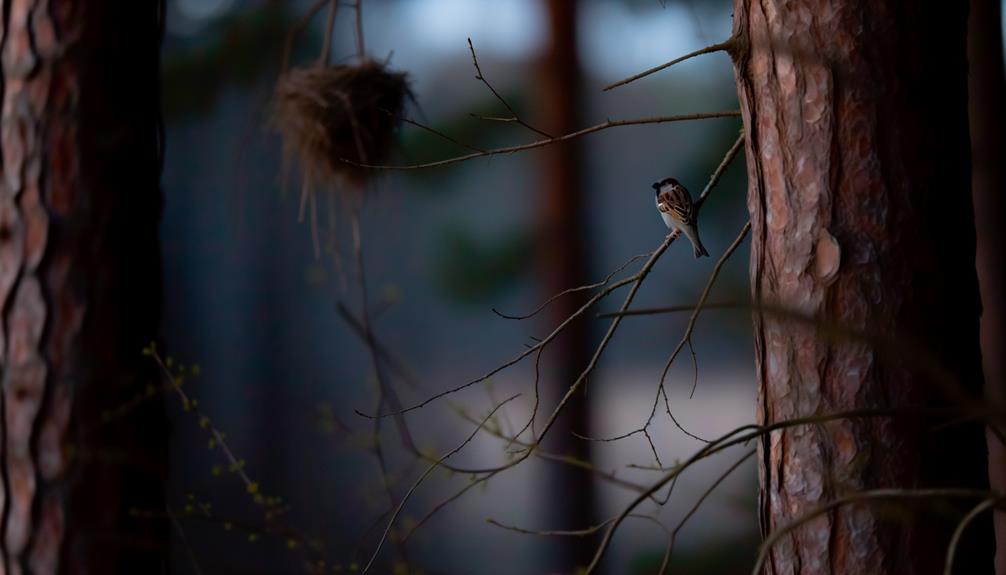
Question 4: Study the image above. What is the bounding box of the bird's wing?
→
[657,184,695,225]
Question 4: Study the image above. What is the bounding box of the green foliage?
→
[631,531,760,575]
[397,91,538,191]
[163,4,292,120]
[434,224,534,304]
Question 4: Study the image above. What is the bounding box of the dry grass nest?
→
[274,59,412,189]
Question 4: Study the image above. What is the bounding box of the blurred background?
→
[160,1,760,573]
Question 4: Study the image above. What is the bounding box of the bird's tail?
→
[693,238,709,258]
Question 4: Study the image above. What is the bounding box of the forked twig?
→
[361,395,519,574]
[468,37,552,138]
[658,220,750,399]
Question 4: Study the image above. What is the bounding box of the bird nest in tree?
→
[274,59,411,189]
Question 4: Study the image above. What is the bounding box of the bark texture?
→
[1,1,167,572]
[732,0,991,572]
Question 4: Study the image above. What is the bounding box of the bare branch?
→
[361,394,519,574]
[402,472,497,543]
[752,489,1001,575]
[336,303,423,390]
[603,38,736,92]
[282,0,329,73]
[467,37,552,138]
[696,130,745,209]
[397,115,487,154]
[531,231,681,450]
[599,297,1006,443]
[944,498,999,575]
[584,407,981,573]
[320,0,337,66]
[354,0,365,58]
[492,253,649,320]
[666,450,755,566]
[341,111,742,171]
[657,220,751,399]
[357,273,640,419]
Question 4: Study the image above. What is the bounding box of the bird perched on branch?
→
[654,177,709,258]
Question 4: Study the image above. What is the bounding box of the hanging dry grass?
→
[274,59,411,189]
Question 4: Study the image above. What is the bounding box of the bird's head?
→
[652,177,679,195]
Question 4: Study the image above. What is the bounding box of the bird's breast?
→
[659,210,676,229]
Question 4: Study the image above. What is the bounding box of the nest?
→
[274,59,412,189]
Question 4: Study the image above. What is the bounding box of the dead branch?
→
[944,498,999,575]
[603,38,736,92]
[467,37,552,138]
[583,406,982,573]
[341,111,741,170]
[658,220,751,399]
[492,253,649,320]
[361,394,519,574]
[753,490,1003,575]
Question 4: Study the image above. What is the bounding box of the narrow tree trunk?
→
[538,0,597,571]
[1,1,167,572]
[731,0,991,572]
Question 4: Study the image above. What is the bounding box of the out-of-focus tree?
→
[732,0,991,572]
[1,1,167,571]
[537,0,598,571]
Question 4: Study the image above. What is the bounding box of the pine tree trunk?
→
[731,0,992,572]
[1,1,167,572]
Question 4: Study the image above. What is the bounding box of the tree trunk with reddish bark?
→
[538,0,598,572]
[731,0,991,572]
[1,1,167,572]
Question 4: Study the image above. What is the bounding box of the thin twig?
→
[492,253,649,320]
[658,221,750,399]
[598,297,1006,444]
[453,407,653,494]
[467,37,552,138]
[397,115,486,153]
[151,354,256,495]
[354,0,365,58]
[944,498,998,575]
[531,231,680,451]
[583,407,979,573]
[282,0,328,73]
[696,130,745,209]
[336,303,423,390]
[361,395,519,574]
[666,450,755,565]
[571,136,748,449]
[752,489,1001,575]
[341,111,742,171]
[603,38,736,92]
[357,273,640,419]
[169,509,205,575]
[597,300,742,318]
[320,0,337,66]
[402,471,498,542]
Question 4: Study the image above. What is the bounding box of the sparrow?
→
[654,177,709,258]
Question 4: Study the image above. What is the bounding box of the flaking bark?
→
[731,0,991,572]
